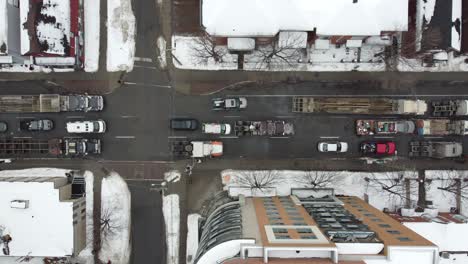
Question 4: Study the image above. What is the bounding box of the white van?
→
[202,123,231,135]
[66,120,106,133]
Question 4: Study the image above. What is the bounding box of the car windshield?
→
[336,143,341,151]
[323,144,328,151]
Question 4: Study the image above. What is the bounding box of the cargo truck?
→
[234,120,294,136]
[172,141,223,158]
[0,138,101,157]
[292,97,427,115]
[409,141,463,159]
[356,119,468,136]
[0,94,104,113]
[415,120,468,136]
[431,100,468,117]
[356,120,415,135]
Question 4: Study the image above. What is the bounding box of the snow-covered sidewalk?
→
[99,172,132,264]
[84,0,100,72]
[107,0,136,72]
[163,194,180,264]
[0,168,72,177]
[77,171,95,264]
[186,214,201,264]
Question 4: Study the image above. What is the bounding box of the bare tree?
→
[234,171,282,192]
[435,171,468,212]
[251,34,304,70]
[191,32,227,64]
[295,171,341,189]
[365,172,417,209]
[100,202,122,240]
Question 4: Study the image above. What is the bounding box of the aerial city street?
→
[1,0,468,264]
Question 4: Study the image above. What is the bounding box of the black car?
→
[20,119,54,131]
[170,118,198,130]
[0,122,7,132]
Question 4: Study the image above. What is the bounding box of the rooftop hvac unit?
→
[10,200,29,209]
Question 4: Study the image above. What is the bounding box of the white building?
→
[0,175,86,257]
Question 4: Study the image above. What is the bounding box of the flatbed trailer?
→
[234,120,294,136]
[0,94,104,113]
[356,120,415,135]
[0,138,101,157]
[292,97,427,115]
[409,141,463,159]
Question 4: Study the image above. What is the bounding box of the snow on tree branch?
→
[295,171,342,189]
[233,170,282,192]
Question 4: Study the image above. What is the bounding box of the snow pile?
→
[157,36,167,69]
[398,51,468,72]
[0,64,75,72]
[107,0,136,72]
[165,170,181,183]
[99,172,131,264]
[172,36,237,70]
[84,0,100,72]
[186,214,201,264]
[425,170,468,214]
[77,171,95,264]
[0,0,7,55]
[451,0,462,51]
[440,253,468,264]
[163,194,180,264]
[36,0,71,55]
[404,221,468,252]
[0,168,71,177]
[415,0,436,51]
[222,170,419,211]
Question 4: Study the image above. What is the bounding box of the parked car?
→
[66,120,107,133]
[0,122,7,132]
[170,118,198,130]
[361,141,396,156]
[317,141,348,153]
[20,119,54,131]
[202,123,232,135]
[212,97,247,111]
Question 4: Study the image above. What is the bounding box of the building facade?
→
[194,191,438,264]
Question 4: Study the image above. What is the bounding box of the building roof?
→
[0,0,7,55]
[202,0,408,37]
[0,181,75,257]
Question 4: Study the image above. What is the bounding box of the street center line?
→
[270,137,290,139]
[224,115,241,118]
[115,136,136,139]
[67,116,85,119]
[134,57,153,62]
[121,115,136,118]
[168,136,187,139]
[13,136,32,139]
[275,116,295,118]
[320,136,340,139]
[220,136,239,139]
[124,82,172,88]
[15,116,35,119]
[374,136,394,139]
[423,136,443,138]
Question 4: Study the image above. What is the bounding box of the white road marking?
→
[134,57,153,62]
[124,82,172,88]
[13,136,32,139]
[134,65,158,70]
[168,136,187,139]
[423,136,444,138]
[115,136,136,139]
[224,115,241,118]
[15,116,35,119]
[270,136,290,139]
[121,115,136,118]
[374,136,394,139]
[220,136,239,139]
[328,116,349,119]
[66,116,85,119]
[275,116,295,118]
[320,136,340,139]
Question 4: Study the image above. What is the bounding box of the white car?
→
[202,123,232,135]
[318,142,348,153]
[66,120,107,133]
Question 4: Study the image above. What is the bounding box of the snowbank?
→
[163,194,180,264]
[99,172,132,264]
[452,0,462,51]
[0,168,72,177]
[107,0,136,72]
[186,214,201,264]
[157,36,167,69]
[165,170,181,183]
[77,171,95,264]
[84,0,100,72]
[0,0,7,55]
[222,170,418,211]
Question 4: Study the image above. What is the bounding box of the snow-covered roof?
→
[227,38,255,51]
[202,0,408,37]
[0,0,7,55]
[278,31,307,49]
[404,221,468,252]
[0,181,75,257]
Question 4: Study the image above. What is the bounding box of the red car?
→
[360,141,396,155]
